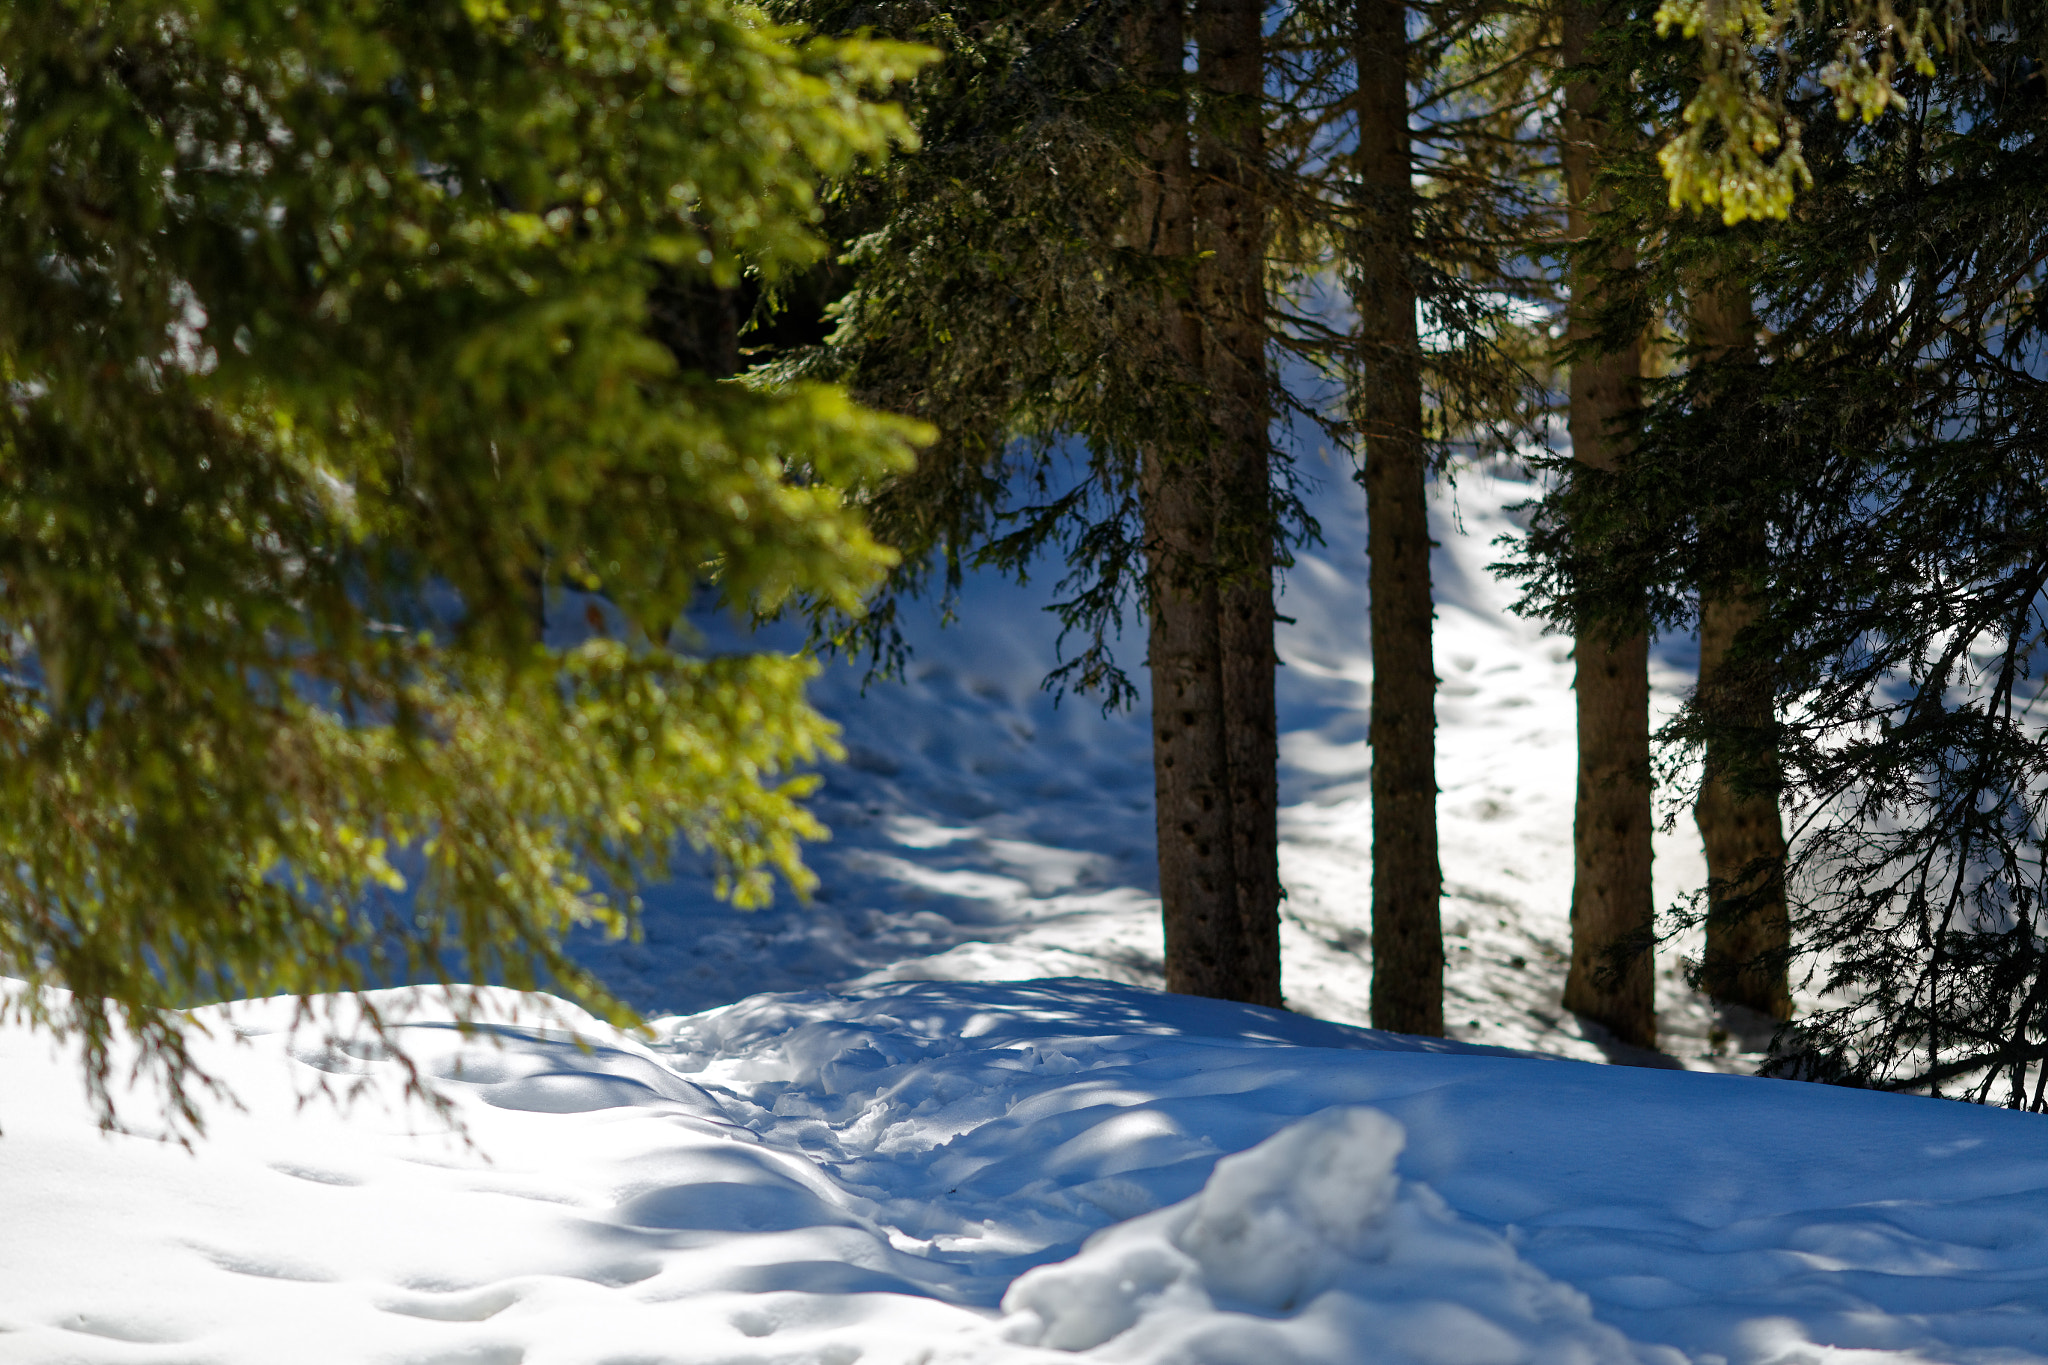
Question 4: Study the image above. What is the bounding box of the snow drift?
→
[983,1107,1649,1365]
[9,977,2048,1364]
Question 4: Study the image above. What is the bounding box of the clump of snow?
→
[988,1107,1648,1365]
[1134,1107,1405,1312]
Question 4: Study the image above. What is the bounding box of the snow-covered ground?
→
[571,451,1748,1068]
[7,456,2042,1363]
[7,978,2048,1364]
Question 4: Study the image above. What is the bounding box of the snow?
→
[8,978,2048,1363]
[5,457,2045,1362]
[988,1105,1645,1365]
[571,452,1734,1066]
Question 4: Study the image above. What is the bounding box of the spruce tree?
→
[0,0,928,1130]
[1689,16,2048,1096]
[1523,0,2048,1100]
[1200,0,1285,1007]
[1688,279,1791,1020]
[1557,0,1656,1049]
[1513,0,1804,1041]
[1127,0,1251,999]
[1269,0,1552,1035]
[779,0,1552,1019]
[770,0,1295,1005]
[1353,0,1446,1037]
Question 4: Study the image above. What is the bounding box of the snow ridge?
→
[984,1107,1653,1365]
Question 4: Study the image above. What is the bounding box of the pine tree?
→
[1522,0,2048,1100]
[1353,0,1446,1037]
[769,0,1295,1005]
[0,0,929,1130]
[1688,280,1791,1021]
[1557,0,1656,1049]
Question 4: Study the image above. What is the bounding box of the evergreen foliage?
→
[770,0,1557,702]
[767,0,1558,1018]
[0,0,929,1130]
[760,0,1288,706]
[1653,0,1978,223]
[1270,0,1558,454]
[1514,0,2048,1100]
[759,0,1306,1002]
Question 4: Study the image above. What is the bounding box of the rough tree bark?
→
[1353,0,1444,1036]
[1559,0,1655,1048]
[1691,285,1792,1021]
[1130,0,1251,999]
[1195,0,1283,1007]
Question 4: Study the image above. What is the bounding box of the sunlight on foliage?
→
[1655,0,1957,222]
[0,0,932,1135]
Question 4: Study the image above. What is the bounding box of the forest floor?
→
[6,458,2044,1364]
[571,451,1759,1070]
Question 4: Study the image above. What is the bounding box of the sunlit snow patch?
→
[970,1106,1655,1365]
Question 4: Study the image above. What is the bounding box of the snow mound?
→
[987,1107,1645,1365]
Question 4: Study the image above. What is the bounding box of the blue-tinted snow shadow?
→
[566,537,1167,1016]
[573,429,1399,1015]
[568,419,1707,1018]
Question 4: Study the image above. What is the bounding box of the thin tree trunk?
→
[1691,285,1792,1020]
[1197,0,1282,1006]
[1559,0,1655,1048]
[1353,0,1443,1036]
[1130,0,1249,1000]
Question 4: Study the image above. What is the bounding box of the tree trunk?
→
[1195,0,1283,1007]
[1149,470,1247,999]
[1691,285,1792,1020]
[1353,0,1443,1036]
[1559,0,1655,1048]
[1130,0,1251,1000]
[1695,594,1792,1018]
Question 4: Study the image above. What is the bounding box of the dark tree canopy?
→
[1512,0,2048,1100]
